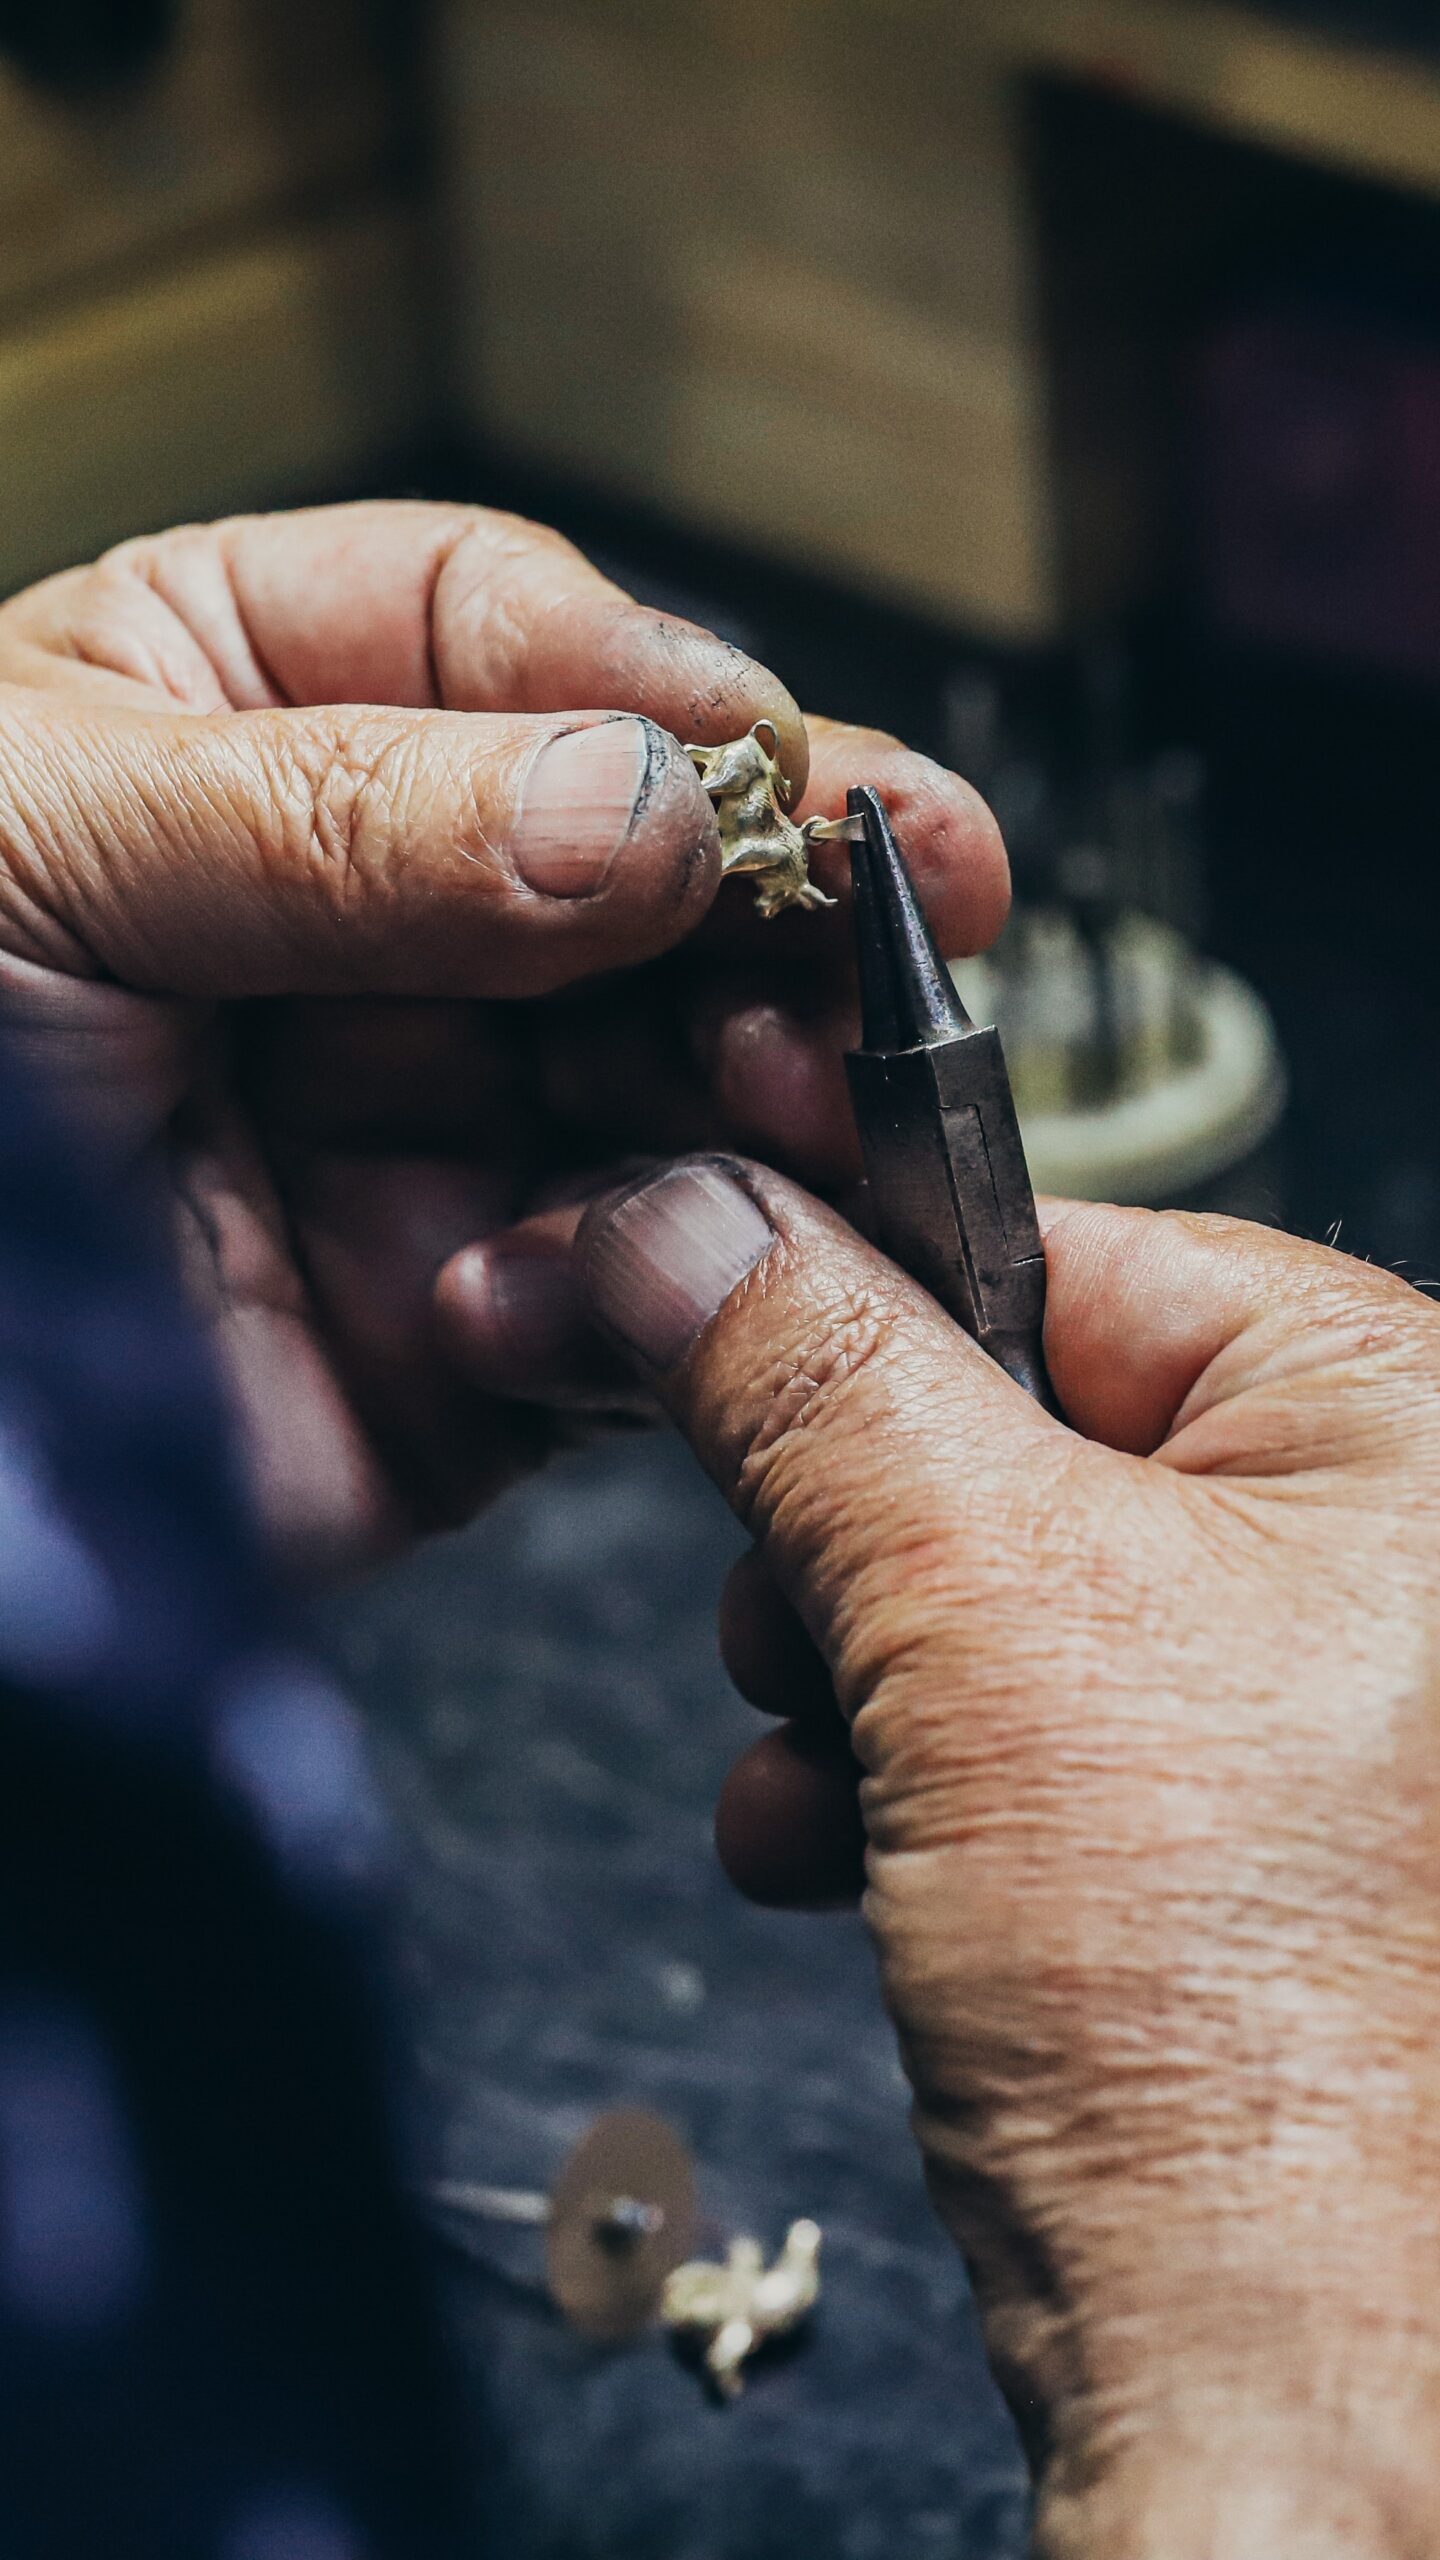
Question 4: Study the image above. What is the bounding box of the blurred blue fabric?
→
[0,1024,473,2558]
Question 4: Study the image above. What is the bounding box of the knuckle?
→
[0,562,85,651]
[263,713,420,924]
[442,510,605,690]
[0,693,95,965]
[477,505,587,573]
[456,504,597,599]
[1162,1207,1440,1372]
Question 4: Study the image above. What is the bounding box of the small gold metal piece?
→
[687,720,841,919]
[661,2217,822,2400]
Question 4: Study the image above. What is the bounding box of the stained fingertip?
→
[714,1725,866,1910]
[873,758,1010,955]
[607,604,808,797]
[514,585,808,804]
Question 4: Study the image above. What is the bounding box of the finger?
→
[694,718,1008,986]
[714,1724,866,1911]
[1035,1199,1440,1466]
[245,981,847,1223]
[795,718,1010,959]
[532,978,722,1158]
[576,1161,1440,1674]
[698,991,859,1183]
[168,1094,403,1575]
[576,1155,1070,1692]
[0,695,724,998]
[533,972,861,1184]
[0,502,808,789]
[435,1196,654,1413]
[717,1546,839,1722]
[0,945,198,1154]
[248,978,855,1193]
[282,1152,555,1535]
[239,997,533,1149]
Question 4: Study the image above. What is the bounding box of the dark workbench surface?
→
[322,1432,1027,2560]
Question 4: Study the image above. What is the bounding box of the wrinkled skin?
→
[0,500,1004,1571]
[12,497,1436,2555]
[578,1159,1440,2559]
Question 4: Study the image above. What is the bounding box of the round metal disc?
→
[545,2109,696,2342]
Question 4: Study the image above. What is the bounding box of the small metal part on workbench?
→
[844,785,1061,1417]
[687,720,850,918]
[546,2109,697,2341]
[425,2107,696,2343]
[423,2109,823,2391]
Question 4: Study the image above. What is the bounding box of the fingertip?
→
[432,1238,494,1360]
[435,1239,590,1384]
[527,586,809,805]
[433,514,809,795]
[706,1000,861,1183]
[718,1544,839,1721]
[799,729,1011,956]
[436,1219,660,1417]
[714,1724,867,1910]
[598,599,809,802]
[868,750,1010,956]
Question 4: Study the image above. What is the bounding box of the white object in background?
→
[952,925,1286,1206]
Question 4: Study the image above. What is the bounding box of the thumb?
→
[575,1159,1431,1695]
[575,1153,1071,1691]
[0,691,719,998]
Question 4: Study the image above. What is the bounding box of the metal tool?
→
[842,785,1062,1417]
[423,2109,824,2395]
[425,2108,697,2342]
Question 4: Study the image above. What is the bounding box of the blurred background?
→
[6,3,1440,2552]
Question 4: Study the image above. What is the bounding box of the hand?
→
[0,501,1005,1571]
[578,1158,1440,2557]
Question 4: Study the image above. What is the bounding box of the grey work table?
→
[321,1428,1027,2560]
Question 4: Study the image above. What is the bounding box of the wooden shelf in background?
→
[438,0,1061,639]
[0,203,433,597]
[437,0,1440,644]
[949,0,1440,203]
[907,0,1434,204]
[0,0,402,325]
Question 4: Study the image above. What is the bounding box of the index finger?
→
[0,499,809,788]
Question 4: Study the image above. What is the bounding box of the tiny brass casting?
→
[662,2218,822,2399]
[687,720,844,918]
